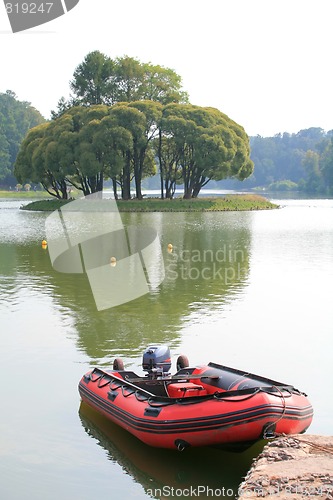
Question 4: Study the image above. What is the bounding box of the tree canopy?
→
[52,51,189,118]
[5,51,333,196]
[0,90,45,186]
[155,104,253,198]
[15,102,253,199]
[14,51,254,198]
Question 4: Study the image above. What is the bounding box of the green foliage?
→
[52,51,189,118]
[241,128,333,193]
[70,51,115,105]
[158,104,253,198]
[21,198,72,211]
[0,90,45,185]
[301,150,323,193]
[268,180,298,191]
[15,51,252,199]
[15,105,136,198]
[319,137,333,194]
[141,62,189,104]
[116,195,276,212]
[16,102,253,199]
[15,121,69,199]
[0,189,50,198]
[22,195,277,213]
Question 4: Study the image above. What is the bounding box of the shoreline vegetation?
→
[14,194,279,212]
[0,190,52,199]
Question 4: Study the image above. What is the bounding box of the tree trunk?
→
[158,129,164,199]
[192,175,209,198]
[97,171,104,193]
[165,175,176,199]
[134,162,142,199]
[122,153,131,200]
[112,177,118,200]
[60,179,68,199]
[134,147,145,200]
[183,168,192,198]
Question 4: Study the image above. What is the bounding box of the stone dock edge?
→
[238,434,333,499]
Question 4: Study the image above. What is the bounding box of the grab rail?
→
[83,367,301,405]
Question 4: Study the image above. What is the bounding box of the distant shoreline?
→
[18,194,278,212]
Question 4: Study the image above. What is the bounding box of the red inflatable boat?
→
[78,345,313,450]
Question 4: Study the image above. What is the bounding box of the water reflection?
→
[79,402,265,500]
[1,210,252,365]
[2,198,333,500]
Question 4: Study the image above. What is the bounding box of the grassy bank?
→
[21,194,278,212]
[117,194,278,211]
[0,190,51,199]
[21,198,72,211]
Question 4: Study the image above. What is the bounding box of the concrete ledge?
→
[238,435,333,499]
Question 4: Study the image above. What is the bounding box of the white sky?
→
[1,0,333,137]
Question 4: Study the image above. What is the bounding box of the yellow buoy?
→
[167,243,173,253]
[41,240,47,248]
[110,256,117,267]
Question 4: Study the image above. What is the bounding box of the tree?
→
[70,51,115,105]
[0,90,45,185]
[45,106,119,196]
[15,106,135,198]
[14,122,69,199]
[246,128,329,191]
[153,134,181,198]
[302,150,323,193]
[140,62,189,104]
[0,134,11,182]
[52,52,188,117]
[17,101,253,200]
[88,116,133,199]
[158,104,253,198]
[124,101,162,199]
[111,56,145,103]
[319,138,333,194]
[106,105,145,199]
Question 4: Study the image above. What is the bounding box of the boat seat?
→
[167,382,207,398]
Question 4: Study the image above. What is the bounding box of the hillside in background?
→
[206,127,333,194]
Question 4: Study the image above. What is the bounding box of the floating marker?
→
[110,256,117,267]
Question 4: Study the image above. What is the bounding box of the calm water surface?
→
[0,196,332,500]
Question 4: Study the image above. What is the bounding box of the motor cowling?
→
[142,345,171,375]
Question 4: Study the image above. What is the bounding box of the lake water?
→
[0,196,332,500]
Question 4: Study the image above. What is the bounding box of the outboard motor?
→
[142,345,171,378]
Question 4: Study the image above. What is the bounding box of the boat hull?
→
[78,364,313,450]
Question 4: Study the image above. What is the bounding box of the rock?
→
[238,435,333,499]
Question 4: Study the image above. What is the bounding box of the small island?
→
[21,194,278,212]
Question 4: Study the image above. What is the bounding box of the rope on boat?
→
[214,388,261,402]
[262,386,287,439]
